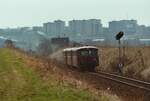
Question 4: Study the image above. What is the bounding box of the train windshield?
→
[80,49,97,56]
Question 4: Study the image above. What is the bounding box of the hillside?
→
[0,48,120,101]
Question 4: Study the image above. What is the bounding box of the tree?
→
[4,39,15,48]
[37,38,52,56]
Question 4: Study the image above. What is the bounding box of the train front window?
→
[80,50,97,56]
[80,50,89,56]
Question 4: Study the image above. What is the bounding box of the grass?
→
[98,47,150,81]
[0,48,115,101]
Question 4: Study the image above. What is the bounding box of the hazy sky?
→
[0,0,149,28]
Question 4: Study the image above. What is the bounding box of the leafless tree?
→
[37,38,52,56]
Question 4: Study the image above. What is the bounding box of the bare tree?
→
[37,38,52,56]
[4,39,15,48]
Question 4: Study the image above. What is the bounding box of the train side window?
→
[63,51,66,56]
[67,51,72,56]
[72,51,76,56]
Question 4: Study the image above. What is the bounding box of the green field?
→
[0,48,115,101]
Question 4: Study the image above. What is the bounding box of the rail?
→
[88,71,150,92]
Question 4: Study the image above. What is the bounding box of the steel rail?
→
[97,71,150,88]
[89,72,150,92]
[66,65,150,92]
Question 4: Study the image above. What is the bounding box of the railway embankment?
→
[0,48,121,101]
[31,47,150,101]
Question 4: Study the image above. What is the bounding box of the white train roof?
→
[63,46,98,52]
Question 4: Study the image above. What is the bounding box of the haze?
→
[0,0,149,28]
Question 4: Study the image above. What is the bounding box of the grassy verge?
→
[0,48,115,101]
[98,47,150,81]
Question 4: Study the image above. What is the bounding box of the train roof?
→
[63,46,98,52]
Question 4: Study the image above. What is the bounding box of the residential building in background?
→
[109,20,138,34]
[0,19,150,49]
[137,25,150,35]
[145,27,150,34]
[43,20,65,37]
[42,19,149,39]
[32,26,43,32]
[68,19,102,35]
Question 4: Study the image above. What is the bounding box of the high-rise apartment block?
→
[42,19,149,39]
[109,20,138,34]
[68,19,102,35]
[43,20,65,37]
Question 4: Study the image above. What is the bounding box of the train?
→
[63,46,99,71]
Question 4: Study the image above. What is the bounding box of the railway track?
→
[65,64,150,93]
[88,71,150,92]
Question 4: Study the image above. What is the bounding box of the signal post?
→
[115,31,124,75]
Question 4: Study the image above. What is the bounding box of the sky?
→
[0,0,149,28]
